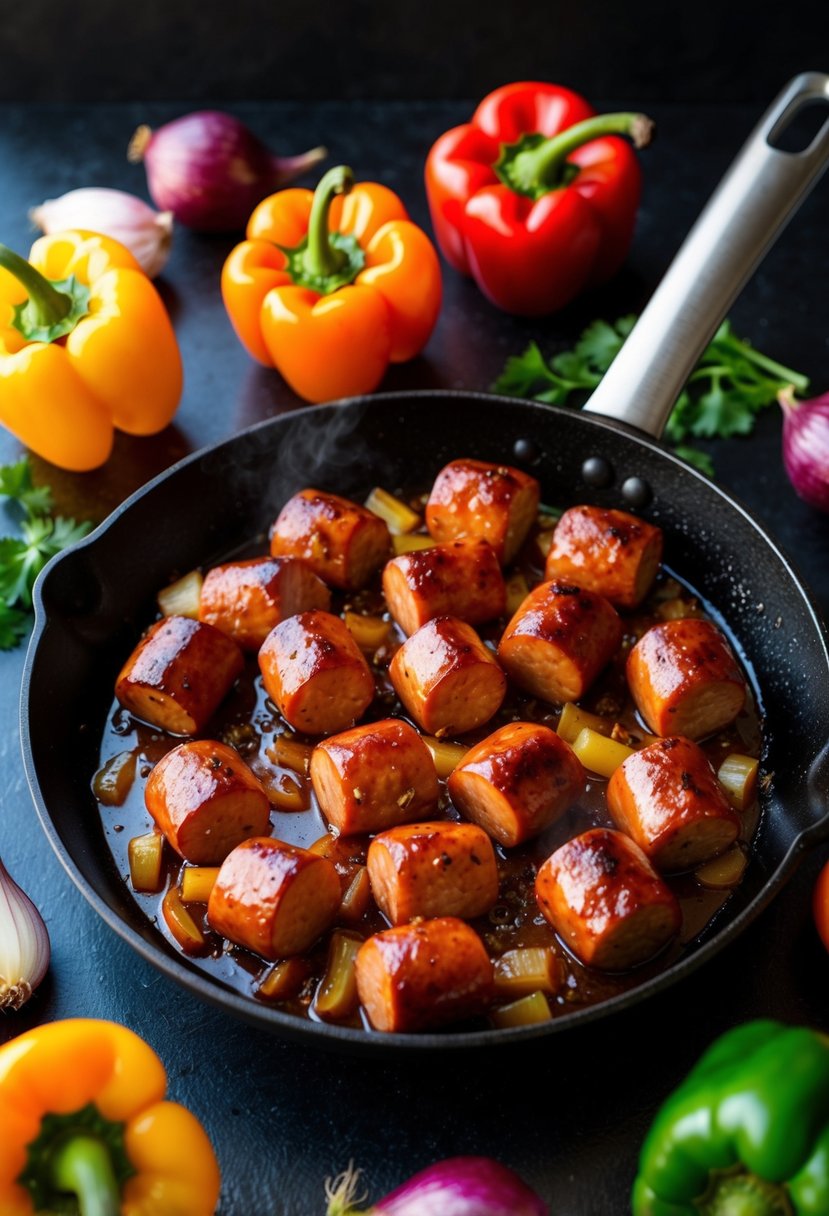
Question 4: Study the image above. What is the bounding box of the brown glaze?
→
[199,556,331,650]
[426,458,541,565]
[207,837,342,959]
[382,538,506,637]
[448,722,586,847]
[535,828,682,971]
[607,736,741,872]
[269,488,391,590]
[115,616,244,735]
[145,740,272,864]
[258,610,375,735]
[626,618,747,739]
[310,718,439,836]
[545,505,663,609]
[354,916,495,1032]
[498,581,623,704]
[367,821,499,924]
[389,616,507,736]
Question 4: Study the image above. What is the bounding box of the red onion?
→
[779,386,829,512]
[128,111,327,232]
[325,1157,548,1216]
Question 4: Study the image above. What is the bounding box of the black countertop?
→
[1,99,828,1214]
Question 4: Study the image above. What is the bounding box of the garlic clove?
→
[30,187,174,278]
[0,856,50,1010]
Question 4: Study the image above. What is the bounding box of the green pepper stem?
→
[302,166,354,280]
[716,332,811,392]
[49,1135,122,1216]
[508,112,654,195]
[698,1171,793,1216]
[0,242,74,330]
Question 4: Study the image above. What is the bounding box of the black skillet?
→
[21,73,829,1052]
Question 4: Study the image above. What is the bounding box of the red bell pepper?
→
[425,81,653,316]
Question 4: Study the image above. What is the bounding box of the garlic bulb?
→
[0,856,50,1010]
[30,187,173,278]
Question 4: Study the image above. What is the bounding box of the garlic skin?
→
[0,856,50,1010]
[30,187,173,278]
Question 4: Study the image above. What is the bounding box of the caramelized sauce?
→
[95,514,762,1032]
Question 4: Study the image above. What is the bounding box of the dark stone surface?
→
[1,98,828,1214]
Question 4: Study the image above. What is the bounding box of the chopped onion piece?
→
[128,832,164,892]
[93,750,137,806]
[162,886,205,953]
[365,487,421,534]
[556,702,613,746]
[423,736,469,779]
[314,932,361,1021]
[695,845,747,889]
[571,727,634,778]
[180,866,220,903]
[717,754,760,810]
[491,990,552,1028]
[157,569,203,619]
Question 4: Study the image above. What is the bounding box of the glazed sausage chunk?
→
[145,740,271,864]
[207,837,341,959]
[259,610,375,736]
[535,828,682,971]
[310,718,439,835]
[367,822,499,924]
[497,581,622,704]
[115,616,244,735]
[425,458,541,565]
[607,736,740,872]
[389,617,507,736]
[448,722,585,847]
[199,556,331,650]
[545,505,663,609]
[627,618,747,739]
[269,488,391,591]
[355,917,495,1033]
[382,538,506,638]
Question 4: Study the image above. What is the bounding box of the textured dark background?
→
[2,0,828,103]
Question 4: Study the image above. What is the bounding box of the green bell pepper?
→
[632,1020,829,1216]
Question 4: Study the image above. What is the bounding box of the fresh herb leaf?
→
[672,445,715,477]
[0,601,30,650]
[0,457,54,517]
[494,314,809,479]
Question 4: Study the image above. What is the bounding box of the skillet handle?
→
[584,71,829,438]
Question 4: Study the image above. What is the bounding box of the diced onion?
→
[157,569,203,619]
[491,990,552,1028]
[571,727,634,778]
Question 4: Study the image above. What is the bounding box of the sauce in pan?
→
[94,500,762,1033]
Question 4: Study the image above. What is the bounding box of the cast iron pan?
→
[20,74,829,1052]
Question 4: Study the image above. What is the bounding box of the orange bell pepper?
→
[0,1018,220,1215]
[0,231,183,472]
[221,165,441,403]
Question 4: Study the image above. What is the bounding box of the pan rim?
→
[20,389,829,1052]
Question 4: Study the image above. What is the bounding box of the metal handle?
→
[584,71,829,437]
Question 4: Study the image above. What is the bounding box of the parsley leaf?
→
[493,315,809,477]
[0,458,92,640]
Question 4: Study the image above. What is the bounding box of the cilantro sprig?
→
[493,316,809,477]
[0,458,91,649]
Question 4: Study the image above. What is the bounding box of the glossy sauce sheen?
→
[95,514,762,1032]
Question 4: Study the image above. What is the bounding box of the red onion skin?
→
[371,1157,548,1216]
[781,391,829,513]
[130,111,325,232]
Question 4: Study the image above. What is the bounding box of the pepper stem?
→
[302,165,353,280]
[0,242,73,328]
[697,1171,793,1216]
[49,1135,122,1216]
[498,112,654,199]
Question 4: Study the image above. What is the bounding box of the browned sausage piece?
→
[115,616,244,735]
[626,618,747,739]
[425,458,541,565]
[607,736,740,872]
[382,538,506,637]
[367,821,499,923]
[544,505,663,609]
[388,617,506,736]
[259,610,375,736]
[497,581,622,704]
[354,916,495,1032]
[269,488,391,590]
[145,740,272,863]
[535,828,681,971]
[448,722,585,846]
[207,837,342,959]
[310,718,439,835]
[199,556,331,650]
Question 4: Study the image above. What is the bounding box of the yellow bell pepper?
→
[0,1018,220,1215]
[0,231,182,471]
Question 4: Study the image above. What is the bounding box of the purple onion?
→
[780,387,829,512]
[326,1157,548,1216]
[127,110,327,232]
